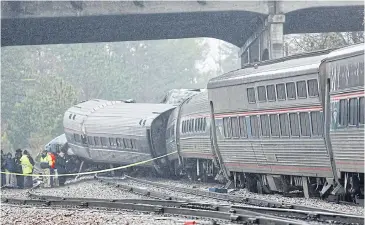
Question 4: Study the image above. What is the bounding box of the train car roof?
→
[83,103,175,136]
[325,43,364,61]
[180,90,209,116]
[208,49,332,89]
[64,99,125,132]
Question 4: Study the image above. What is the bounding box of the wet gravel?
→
[114,179,230,205]
[31,180,145,200]
[1,204,218,225]
[232,188,364,216]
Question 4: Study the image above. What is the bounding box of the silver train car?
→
[319,44,364,195]
[166,91,220,181]
[63,99,175,175]
[207,50,336,195]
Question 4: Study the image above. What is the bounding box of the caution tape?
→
[0,151,178,177]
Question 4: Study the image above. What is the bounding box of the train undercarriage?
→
[169,158,364,205]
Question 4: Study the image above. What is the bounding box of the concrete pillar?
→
[267,14,285,60]
[239,14,285,67]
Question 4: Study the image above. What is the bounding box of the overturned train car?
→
[63,99,176,175]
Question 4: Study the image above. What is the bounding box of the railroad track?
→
[95,176,363,225]
[2,195,305,225]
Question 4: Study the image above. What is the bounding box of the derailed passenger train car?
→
[63,100,176,175]
[166,91,222,181]
[207,49,338,196]
[64,99,111,160]
[319,44,364,197]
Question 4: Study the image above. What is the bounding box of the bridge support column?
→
[239,14,285,67]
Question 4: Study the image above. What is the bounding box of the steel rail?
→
[1,197,306,225]
[96,176,363,225]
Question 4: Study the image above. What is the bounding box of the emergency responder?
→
[14,149,24,189]
[40,149,52,187]
[55,150,67,186]
[3,153,16,187]
[48,151,56,187]
[20,150,33,188]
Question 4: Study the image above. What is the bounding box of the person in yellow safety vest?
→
[40,149,52,187]
[20,150,33,189]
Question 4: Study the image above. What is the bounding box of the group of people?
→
[1,149,34,188]
[39,149,68,187]
[1,148,68,189]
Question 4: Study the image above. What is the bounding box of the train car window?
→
[310,111,323,136]
[87,136,94,145]
[339,99,348,126]
[257,86,267,102]
[231,117,240,138]
[250,116,260,137]
[360,97,364,124]
[124,139,130,149]
[130,139,134,149]
[74,134,81,143]
[94,137,101,146]
[69,114,72,119]
[239,116,248,138]
[349,98,359,126]
[269,114,280,137]
[109,138,116,146]
[276,84,286,100]
[132,139,137,149]
[190,119,194,132]
[223,117,231,138]
[116,138,121,147]
[121,138,126,148]
[203,118,207,131]
[286,82,296,99]
[196,118,200,132]
[279,114,290,136]
[299,112,311,136]
[307,79,319,97]
[260,115,270,137]
[296,81,307,98]
[100,137,108,146]
[289,113,300,136]
[247,88,256,103]
[182,121,185,133]
[266,85,276,101]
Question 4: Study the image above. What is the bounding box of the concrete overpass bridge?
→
[2,1,364,65]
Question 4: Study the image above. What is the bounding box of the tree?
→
[7,75,78,155]
[285,32,364,55]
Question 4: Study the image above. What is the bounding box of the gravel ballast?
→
[1,204,217,225]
